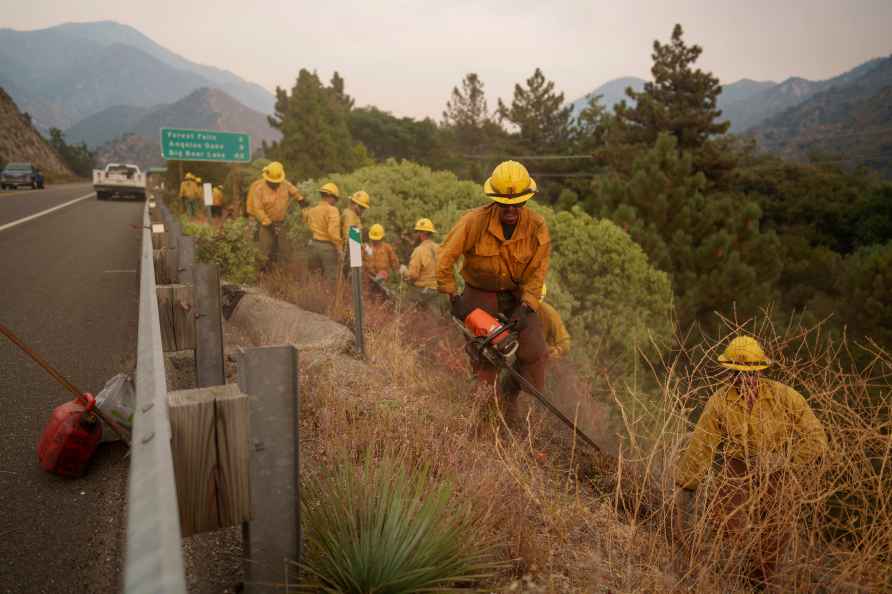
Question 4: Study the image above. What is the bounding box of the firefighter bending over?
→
[437,160,550,405]
[246,161,303,266]
[538,285,570,359]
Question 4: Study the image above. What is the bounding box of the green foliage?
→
[614,24,729,151]
[266,69,362,180]
[534,204,674,375]
[298,456,504,593]
[182,218,261,285]
[837,242,892,348]
[497,67,573,153]
[288,159,483,260]
[48,128,94,177]
[591,133,782,330]
[349,107,447,167]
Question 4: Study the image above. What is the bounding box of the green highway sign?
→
[160,128,251,162]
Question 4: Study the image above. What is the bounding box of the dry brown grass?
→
[261,265,892,593]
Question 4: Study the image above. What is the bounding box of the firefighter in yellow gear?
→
[537,285,570,359]
[437,160,550,401]
[674,335,828,588]
[404,218,438,288]
[246,162,303,265]
[211,185,224,219]
[178,173,202,218]
[305,182,342,280]
[364,223,399,280]
[342,191,369,249]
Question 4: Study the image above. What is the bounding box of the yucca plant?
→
[297,455,506,593]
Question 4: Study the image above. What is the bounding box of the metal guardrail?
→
[124,201,187,593]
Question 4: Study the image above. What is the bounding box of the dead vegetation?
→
[259,265,892,593]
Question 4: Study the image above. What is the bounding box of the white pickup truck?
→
[93,163,146,201]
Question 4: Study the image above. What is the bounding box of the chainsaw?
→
[453,307,601,453]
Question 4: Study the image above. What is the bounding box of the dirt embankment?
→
[0,88,73,176]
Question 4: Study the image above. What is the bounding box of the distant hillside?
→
[0,87,72,175]
[752,56,892,178]
[571,76,776,120]
[65,105,153,148]
[93,88,279,169]
[722,57,887,132]
[569,77,646,117]
[95,133,164,170]
[717,79,776,109]
[0,21,274,131]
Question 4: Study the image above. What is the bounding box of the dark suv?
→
[1,162,45,190]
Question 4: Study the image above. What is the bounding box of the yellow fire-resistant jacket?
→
[365,242,400,277]
[676,378,829,490]
[538,302,571,358]
[212,187,224,207]
[305,201,342,247]
[342,207,362,248]
[436,205,550,310]
[178,180,201,201]
[246,179,302,225]
[408,239,439,289]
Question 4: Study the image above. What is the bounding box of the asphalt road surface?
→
[0,183,143,593]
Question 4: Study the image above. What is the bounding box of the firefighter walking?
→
[437,160,550,412]
[674,335,828,589]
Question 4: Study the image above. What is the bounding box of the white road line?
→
[0,192,95,233]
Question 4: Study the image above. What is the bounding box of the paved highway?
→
[0,183,143,593]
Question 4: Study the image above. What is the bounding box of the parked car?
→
[1,162,44,190]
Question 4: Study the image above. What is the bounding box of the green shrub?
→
[534,204,674,379]
[286,159,482,260]
[299,456,504,593]
[182,218,261,284]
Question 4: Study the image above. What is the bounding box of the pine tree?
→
[497,68,573,153]
[442,73,492,152]
[592,133,782,331]
[614,24,729,151]
[267,69,359,180]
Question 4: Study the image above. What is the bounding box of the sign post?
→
[348,226,365,358]
[202,182,213,221]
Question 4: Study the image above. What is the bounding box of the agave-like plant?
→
[297,455,505,593]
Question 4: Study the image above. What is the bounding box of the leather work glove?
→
[450,293,469,320]
[399,264,409,277]
[509,302,533,332]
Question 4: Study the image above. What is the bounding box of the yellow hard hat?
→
[184,172,194,180]
[484,160,538,205]
[319,182,340,198]
[262,161,286,183]
[718,336,772,371]
[414,218,436,233]
[351,190,370,209]
[195,176,202,183]
[368,223,385,240]
[541,284,547,300]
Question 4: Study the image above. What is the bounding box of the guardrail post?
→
[164,219,179,287]
[177,235,195,285]
[194,263,225,387]
[237,346,300,593]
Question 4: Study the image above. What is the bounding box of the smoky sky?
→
[4,0,891,119]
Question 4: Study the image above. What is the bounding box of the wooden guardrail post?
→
[168,383,251,537]
[237,345,300,593]
[194,263,225,387]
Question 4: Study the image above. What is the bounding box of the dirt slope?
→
[0,87,72,175]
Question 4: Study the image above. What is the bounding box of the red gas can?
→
[37,393,102,477]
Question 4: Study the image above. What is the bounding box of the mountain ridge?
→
[0,21,274,131]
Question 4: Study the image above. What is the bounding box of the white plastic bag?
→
[95,373,135,442]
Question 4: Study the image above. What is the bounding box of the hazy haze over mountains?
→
[0,21,274,131]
